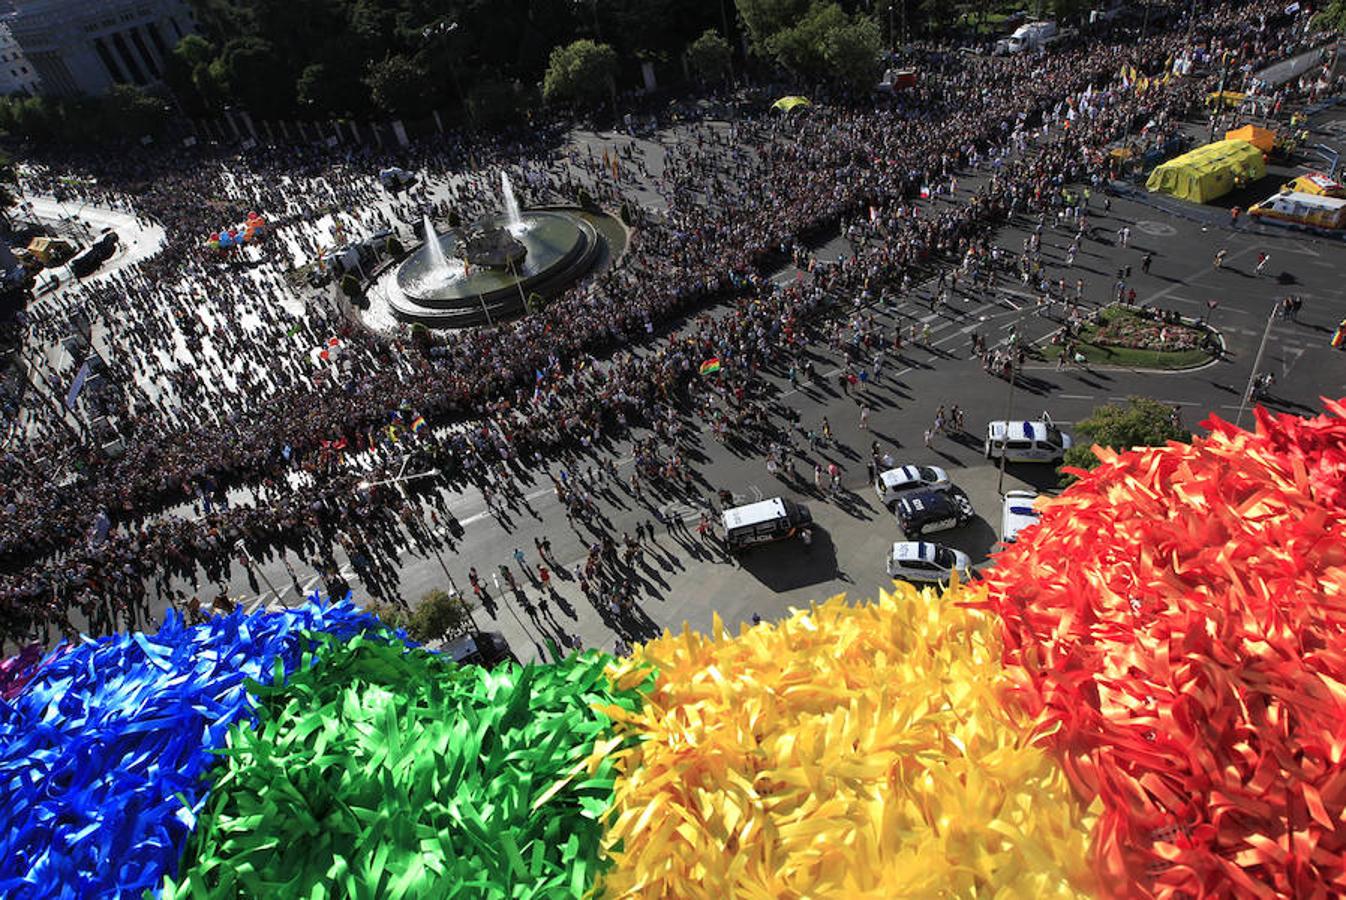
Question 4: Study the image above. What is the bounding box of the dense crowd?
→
[0,0,1327,646]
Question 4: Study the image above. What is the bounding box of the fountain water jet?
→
[422,214,451,274]
[501,172,523,231]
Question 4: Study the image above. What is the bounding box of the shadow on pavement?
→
[736,529,842,593]
[942,517,1002,566]
[997,462,1066,493]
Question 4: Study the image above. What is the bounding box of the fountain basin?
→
[390,211,600,327]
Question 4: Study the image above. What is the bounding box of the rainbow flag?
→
[698,358,722,376]
[411,415,427,434]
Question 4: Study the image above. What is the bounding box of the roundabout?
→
[1070,305,1221,370]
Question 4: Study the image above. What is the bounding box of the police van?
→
[984,419,1073,464]
[722,497,812,551]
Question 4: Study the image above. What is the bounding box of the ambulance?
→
[1249,191,1346,231]
[1280,171,1346,199]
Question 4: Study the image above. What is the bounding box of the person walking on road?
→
[1214,249,1227,269]
[1256,252,1269,276]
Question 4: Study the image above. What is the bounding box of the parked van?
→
[1249,190,1346,231]
[722,497,812,551]
[1001,490,1042,543]
[984,419,1073,463]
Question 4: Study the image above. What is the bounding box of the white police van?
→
[722,497,812,551]
[984,419,1073,463]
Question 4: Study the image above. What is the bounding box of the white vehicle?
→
[886,541,972,584]
[378,167,417,191]
[874,464,951,508]
[1001,490,1042,544]
[722,497,812,551]
[994,21,1059,55]
[984,419,1073,464]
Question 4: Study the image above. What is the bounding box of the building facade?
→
[0,23,39,95]
[3,0,196,97]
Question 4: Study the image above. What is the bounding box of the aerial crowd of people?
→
[0,0,1328,648]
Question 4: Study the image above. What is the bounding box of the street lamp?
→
[357,455,476,627]
[996,348,1019,498]
[1234,300,1279,429]
[235,539,283,606]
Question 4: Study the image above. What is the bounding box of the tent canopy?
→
[771,95,812,113]
[1225,124,1276,153]
[1145,139,1267,203]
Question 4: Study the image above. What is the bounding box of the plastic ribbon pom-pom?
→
[593,586,1098,899]
[984,399,1346,897]
[160,637,647,899]
[0,595,388,899]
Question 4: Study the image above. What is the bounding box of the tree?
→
[407,588,476,643]
[542,39,618,108]
[1060,396,1189,480]
[1317,1,1346,34]
[736,0,812,55]
[764,3,879,85]
[686,29,733,83]
[822,13,882,87]
[365,54,437,118]
[465,76,532,131]
[98,85,171,137]
[210,38,292,118]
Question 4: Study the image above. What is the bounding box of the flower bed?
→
[1090,307,1205,352]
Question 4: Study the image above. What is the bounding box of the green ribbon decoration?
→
[160,633,649,899]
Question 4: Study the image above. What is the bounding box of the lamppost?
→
[357,455,460,593]
[1234,300,1279,429]
[235,539,283,605]
[996,348,1019,498]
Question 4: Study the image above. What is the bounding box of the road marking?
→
[1134,220,1178,236]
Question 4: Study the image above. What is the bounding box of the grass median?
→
[1071,307,1217,370]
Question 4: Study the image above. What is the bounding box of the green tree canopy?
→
[763,3,881,84]
[209,37,292,118]
[686,29,734,83]
[98,85,172,137]
[1060,396,1190,480]
[407,588,477,642]
[542,39,618,107]
[735,0,812,55]
[822,12,882,87]
[1317,1,1346,33]
[365,54,437,118]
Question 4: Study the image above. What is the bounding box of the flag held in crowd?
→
[698,358,722,376]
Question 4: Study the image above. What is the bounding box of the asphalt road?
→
[144,158,1346,661]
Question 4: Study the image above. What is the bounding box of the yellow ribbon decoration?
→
[591,583,1097,898]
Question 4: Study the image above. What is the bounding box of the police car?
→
[894,486,975,538]
[1001,489,1042,544]
[873,464,951,509]
[886,541,972,584]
